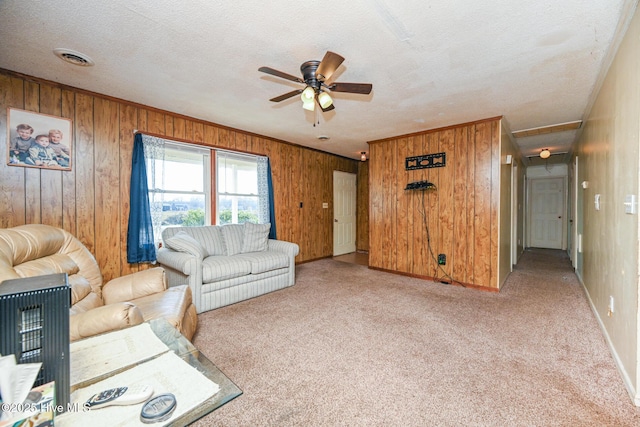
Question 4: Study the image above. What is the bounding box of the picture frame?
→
[7,107,73,171]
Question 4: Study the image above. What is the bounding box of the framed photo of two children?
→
[7,107,73,171]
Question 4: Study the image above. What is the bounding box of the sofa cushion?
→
[202,255,251,282]
[241,223,270,253]
[190,226,226,256]
[164,231,207,259]
[162,226,226,256]
[220,224,245,256]
[234,251,289,274]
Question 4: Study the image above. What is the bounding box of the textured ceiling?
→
[0,0,636,161]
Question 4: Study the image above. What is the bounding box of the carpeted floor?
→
[191,249,640,426]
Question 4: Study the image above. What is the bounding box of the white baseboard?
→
[576,271,640,406]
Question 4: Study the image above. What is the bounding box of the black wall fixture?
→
[404,180,436,191]
[405,152,446,170]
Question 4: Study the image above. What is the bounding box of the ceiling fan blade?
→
[258,66,304,83]
[269,89,303,102]
[329,82,373,94]
[315,51,345,82]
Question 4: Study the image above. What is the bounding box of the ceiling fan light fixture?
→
[318,91,333,109]
[259,51,372,119]
[540,149,551,159]
[301,86,315,102]
[302,99,315,111]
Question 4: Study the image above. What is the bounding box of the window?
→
[142,135,272,244]
[216,151,270,225]
[145,137,210,240]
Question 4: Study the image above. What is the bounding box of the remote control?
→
[85,385,154,409]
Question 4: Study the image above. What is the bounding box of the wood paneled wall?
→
[0,70,357,281]
[356,160,369,252]
[368,118,501,289]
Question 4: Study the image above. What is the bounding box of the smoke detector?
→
[53,48,95,66]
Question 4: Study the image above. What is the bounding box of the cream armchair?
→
[0,224,197,342]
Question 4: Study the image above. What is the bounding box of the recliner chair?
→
[0,224,197,342]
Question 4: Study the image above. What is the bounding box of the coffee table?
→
[146,319,242,425]
[58,319,242,426]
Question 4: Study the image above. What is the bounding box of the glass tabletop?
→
[62,319,241,426]
[147,318,243,426]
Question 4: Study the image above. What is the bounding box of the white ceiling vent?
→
[53,48,95,66]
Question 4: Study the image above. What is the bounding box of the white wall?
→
[574,4,640,405]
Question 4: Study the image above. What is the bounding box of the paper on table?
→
[57,351,220,427]
[0,355,42,424]
[70,323,170,388]
[0,354,41,405]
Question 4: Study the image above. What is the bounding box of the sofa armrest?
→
[268,239,299,287]
[268,239,300,258]
[102,267,167,305]
[157,247,200,275]
[69,302,144,342]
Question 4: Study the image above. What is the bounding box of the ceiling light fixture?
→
[302,100,315,111]
[300,86,315,102]
[361,152,367,162]
[318,91,333,109]
[540,149,551,159]
[301,86,316,111]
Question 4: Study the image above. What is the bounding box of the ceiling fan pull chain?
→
[313,103,319,127]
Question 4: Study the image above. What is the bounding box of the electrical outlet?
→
[437,254,446,265]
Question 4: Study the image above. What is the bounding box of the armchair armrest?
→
[102,267,167,305]
[69,302,144,342]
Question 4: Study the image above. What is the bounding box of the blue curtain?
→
[126,133,156,263]
[267,158,277,240]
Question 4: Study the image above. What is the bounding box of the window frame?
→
[146,139,211,236]
[142,134,270,239]
[215,149,265,225]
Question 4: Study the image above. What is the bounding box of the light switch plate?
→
[624,194,637,214]
[594,194,601,211]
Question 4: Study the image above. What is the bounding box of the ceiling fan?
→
[258,51,372,112]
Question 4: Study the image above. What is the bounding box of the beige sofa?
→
[157,223,299,313]
[0,224,197,342]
